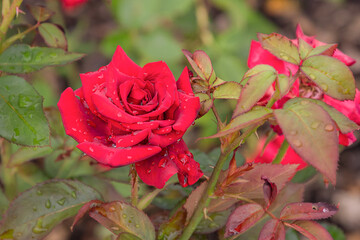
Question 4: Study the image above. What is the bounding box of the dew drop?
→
[127,156,133,160]
[36,190,42,196]
[89,147,94,152]
[71,191,77,199]
[147,147,152,151]
[293,139,303,147]
[109,206,116,212]
[122,214,127,218]
[18,94,32,108]
[57,198,66,206]
[117,112,122,118]
[300,100,309,105]
[322,208,329,213]
[311,121,320,129]
[324,124,334,131]
[110,226,120,231]
[147,169,152,174]
[289,130,297,136]
[135,224,140,228]
[45,199,51,209]
[33,207,37,211]
[320,83,328,91]
[309,73,316,79]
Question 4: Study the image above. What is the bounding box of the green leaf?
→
[183,50,215,82]
[291,166,317,183]
[276,74,290,98]
[298,38,313,60]
[0,180,102,240]
[158,209,186,240]
[274,98,339,184]
[0,44,84,73]
[117,233,141,240]
[308,44,338,58]
[0,76,50,146]
[213,81,242,99]
[301,55,355,100]
[9,145,52,167]
[304,99,360,134]
[233,65,277,116]
[195,208,232,234]
[38,23,67,50]
[89,201,155,240]
[258,33,300,65]
[321,223,346,240]
[206,107,273,139]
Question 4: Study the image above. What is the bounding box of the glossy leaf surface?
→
[287,220,333,240]
[274,98,339,184]
[0,180,102,240]
[213,81,242,99]
[301,55,355,100]
[0,44,84,73]
[0,76,50,146]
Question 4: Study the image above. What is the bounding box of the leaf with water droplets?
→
[280,202,338,220]
[158,209,186,240]
[287,220,333,240]
[303,99,360,134]
[301,55,355,100]
[225,203,265,237]
[0,44,84,73]
[116,232,141,240]
[88,201,155,240]
[0,76,50,146]
[258,219,285,240]
[258,33,301,65]
[233,65,277,117]
[39,23,67,50]
[274,98,339,185]
[0,180,102,240]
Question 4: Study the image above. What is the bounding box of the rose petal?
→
[177,67,194,95]
[121,121,160,131]
[152,126,173,135]
[167,139,203,187]
[58,88,107,143]
[148,130,184,148]
[92,92,148,123]
[140,92,174,118]
[78,142,161,166]
[109,46,142,77]
[113,129,150,148]
[142,61,177,93]
[172,92,200,132]
[80,67,107,114]
[339,132,356,146]
[136,153,178,188]
[119,80,135,113]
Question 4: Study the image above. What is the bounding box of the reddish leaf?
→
[225,163,297,199]
[262,176,277,208]
[274,98,339,185]
[196,93,213,117]
[286,220,333,240]
[280,202,338,220]
[182,50,215,83]
[71,200,103,231]
[233,65,277,117]
[184,181,207,223]
[258,219,285,240]
[225,203,265,237]
[28,5,54,22]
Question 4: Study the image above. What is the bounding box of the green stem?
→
[0,140,17,200]
[195,0,213,46]
[179,150,231,240]
[272,139,289,164]
[0,22,40,53]
[137,188,162,210]
[0,0,23,44]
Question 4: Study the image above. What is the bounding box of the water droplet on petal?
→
[127,156,133,160]
[109,206,116,212]
[89,147,94,153]
[325,124,334,131]
[322,208,329,213]
[293,139,302,147]
[117,112,122,118]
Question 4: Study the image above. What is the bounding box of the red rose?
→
[248,25,358,146]
[58,46,202,188]
[61,0,88,10]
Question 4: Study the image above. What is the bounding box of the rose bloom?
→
[61,0,88,10]
[247,25,359,167]
[58,46,203,188]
